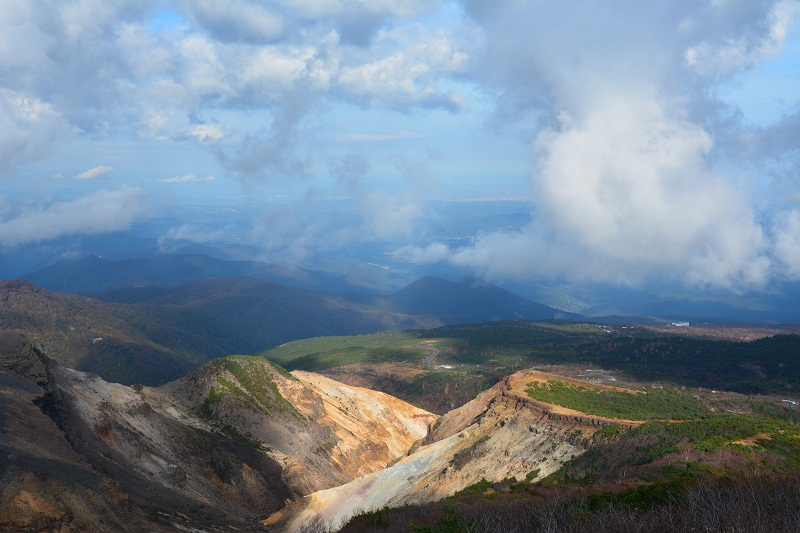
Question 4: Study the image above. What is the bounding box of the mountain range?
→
[0,272,572,386]
[24,252,800,324]
[3,253,799,530]
[23,253,367,294]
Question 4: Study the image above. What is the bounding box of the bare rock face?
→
[0,332,195,532]
[1,335,438,531]
[1,333,614,533]
[273,371,604,532]
[0,332,49,383]
[158,357,437,495]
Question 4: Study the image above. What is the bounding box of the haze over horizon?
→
[1,0,799,300]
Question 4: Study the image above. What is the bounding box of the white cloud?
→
[180,0,284,44]
[0,89,64,173]
[160,174,214,183]
[159,223,231,245]
[336,28,469,110]
[190,124,224,143]
[685,0,800,77]
[0,1,472,181]
[177,35,231,101]
[0,0,797,293]
[773,209,800,280]
[0,187,150,247]
[522,89,773,289]
[287,0,440,46]
[413,0,799,291]
[75,165,113,180]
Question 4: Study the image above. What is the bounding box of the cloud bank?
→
[0,188,150,247]
[399,0,799,291]
[0,0,797,292]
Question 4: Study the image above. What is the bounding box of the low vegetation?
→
[267,322,800,402]
[260,331,428,371]
[419,322,800,396]
[329,346,800,533]
[198,356,299,418]
[526,380,709,420]
[340,473,800,532]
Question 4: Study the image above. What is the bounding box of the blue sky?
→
[0,0,798,292]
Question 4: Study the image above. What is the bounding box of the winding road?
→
[422,348,439,366]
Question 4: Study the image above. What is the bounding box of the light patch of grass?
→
[259,331,429,370]
[526,380,709,420]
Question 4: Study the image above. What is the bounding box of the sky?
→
[0,0,799,294]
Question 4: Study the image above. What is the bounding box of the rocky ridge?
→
[1,331,645,533]
[270,370,616,532]
[0,333,435,532]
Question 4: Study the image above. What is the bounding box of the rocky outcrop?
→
[0,332,236,532]
[158,357,437,495]
[1,333,645,533]
[0,335,437,532]
[271,371,606,532]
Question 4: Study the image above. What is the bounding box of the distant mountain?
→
[1,273,581,386]
[22,253,369,294]
[385,276,582,323]
[576,282,800,324]
[0,279,196,385]
[0,279,435,386]
[31,254,793,325]
[107,277,437,357]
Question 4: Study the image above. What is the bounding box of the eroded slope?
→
[0,335,437,531]
[272,370,629,532]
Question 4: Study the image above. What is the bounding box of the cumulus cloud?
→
[0,1,472,184]
[685,0,800,77]
[336,26,470,110]
[0,89,64,173]
[403,0,800,290]
[180,0,284,44]
[75,165,113,180]
[1,0,797,292]
[189,123,224,142]
[288,0,440,46]
[0,187,150,247]
[773,209,800,280]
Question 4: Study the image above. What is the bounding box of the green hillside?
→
[266,321,800,397]
[0,279,431,385]
[260,331,427,371]
[340,375,800,533]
